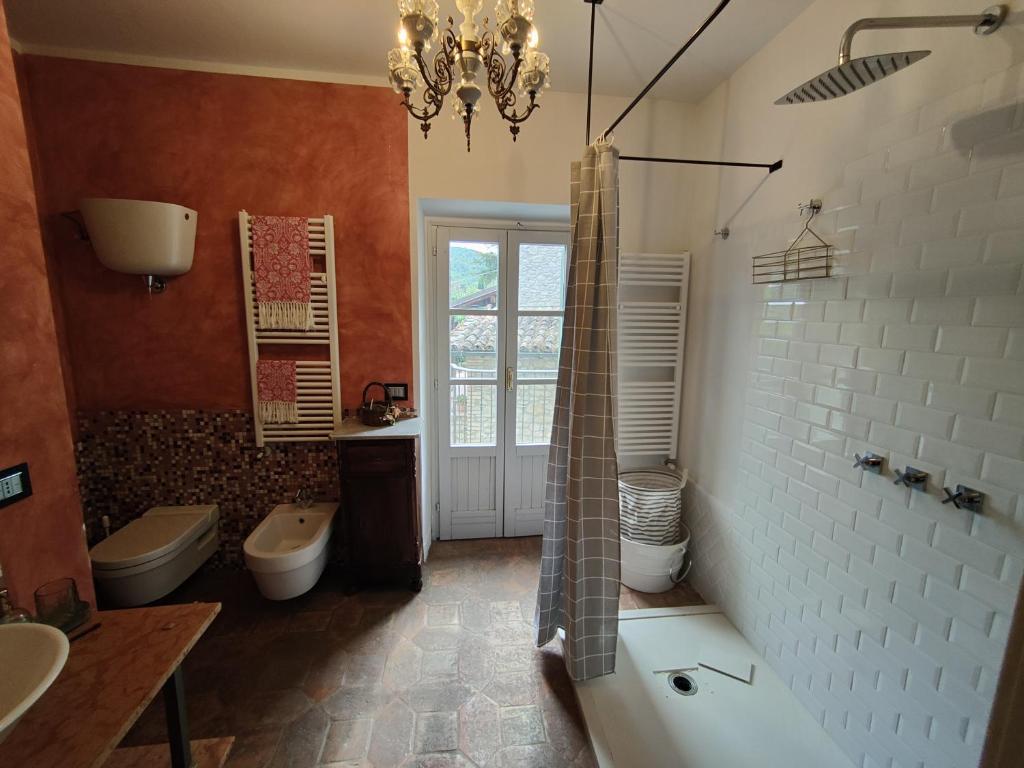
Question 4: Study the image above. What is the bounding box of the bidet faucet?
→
[294,487,314,509]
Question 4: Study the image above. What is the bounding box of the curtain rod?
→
[621,156,784,174]
[600,0,732,139]
[585,0,599,144]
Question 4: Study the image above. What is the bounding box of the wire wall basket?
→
[752,199,834,284]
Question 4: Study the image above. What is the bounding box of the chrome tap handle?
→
[942,485,984,513]
[893,467,928,489]
[853,452,883,473]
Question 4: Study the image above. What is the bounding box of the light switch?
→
[385,383,409,402]
[0,463,32,509]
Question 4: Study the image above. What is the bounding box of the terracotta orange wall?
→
[0,8,94,609]
[19,56,412,413]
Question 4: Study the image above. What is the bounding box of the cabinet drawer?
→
[339,440,410,474]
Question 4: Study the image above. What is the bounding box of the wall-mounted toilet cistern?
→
[77,198,198,293]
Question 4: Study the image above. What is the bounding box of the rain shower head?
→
[775,5,1006,105]
[778,50,932,104]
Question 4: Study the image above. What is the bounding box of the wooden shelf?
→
[0,603,220,768]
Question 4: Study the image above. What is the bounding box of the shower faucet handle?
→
[853,452,883,474]
[893,466,928,490]
[942,485,984,514]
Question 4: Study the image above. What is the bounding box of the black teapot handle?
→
[361,381,392,407]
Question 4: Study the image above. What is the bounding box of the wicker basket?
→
[618,468,688,546]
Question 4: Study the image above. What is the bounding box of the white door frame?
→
[426,217,569,540]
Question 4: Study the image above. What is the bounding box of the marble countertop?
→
[331,417,421,441]
[0,602,220,768]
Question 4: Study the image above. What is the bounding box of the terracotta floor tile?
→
[497,743,573,767]
[269,704,329,767]
[322,685,387,721]
[368,698,415,766]
[489,601,522,624]
[288,610,333,632]
[459,599,492,633]
[484,672,538,707]
[321,718,372,763]
[499,705,546,747]
[405,681,475,714]
[421,650,459,680]
[413,711,458,753]
[412,626,462,652]
[426,603,460,627]
[383,637,424,693]
[458,694,501,767]
[343,653,387,687]
[223,728,282,768]
[400,753,476,768]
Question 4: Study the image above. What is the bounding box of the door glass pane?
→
[517,316,561,379]
[518,243,567,311]
[516,384,556,445]
[450,384,497,446]
[450,241,499,309]
[449,315,497,378]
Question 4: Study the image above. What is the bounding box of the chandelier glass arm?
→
[480,33,540,139]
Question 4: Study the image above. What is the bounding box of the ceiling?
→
[4,0,814,103]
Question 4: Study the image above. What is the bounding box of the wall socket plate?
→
[0,463,32,509]
[385,383,409,402]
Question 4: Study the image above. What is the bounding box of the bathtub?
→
[573,606,854,768]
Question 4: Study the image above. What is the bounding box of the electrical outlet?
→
[0,463,32,509]
[385,383,409,402]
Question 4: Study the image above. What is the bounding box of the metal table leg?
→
[162,666,194,768]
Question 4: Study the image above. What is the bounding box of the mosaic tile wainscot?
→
[76,410,341,568]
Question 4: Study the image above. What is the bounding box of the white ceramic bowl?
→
[0,622,70,743]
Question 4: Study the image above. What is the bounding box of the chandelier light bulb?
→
[397,0,439,50]
[387,46,422,94]
[456,0,485,19]
[518,49,549,97]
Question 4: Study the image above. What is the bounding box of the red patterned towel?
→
[252,215,314,330]
[257,360,298,424]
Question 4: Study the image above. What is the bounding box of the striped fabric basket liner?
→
[618,468,688,546]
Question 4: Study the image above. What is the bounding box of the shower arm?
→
[838,6,1007,64]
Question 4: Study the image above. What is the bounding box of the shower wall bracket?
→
[839,5,1007,64]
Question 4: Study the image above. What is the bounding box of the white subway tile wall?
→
[686,71,1024,768]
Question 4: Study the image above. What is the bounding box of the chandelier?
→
[387,0,551,151]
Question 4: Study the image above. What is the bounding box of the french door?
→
[434,225,570,539]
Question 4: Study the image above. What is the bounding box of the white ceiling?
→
[4,0,813,103]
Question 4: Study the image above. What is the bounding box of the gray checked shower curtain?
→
[534,139,621,681]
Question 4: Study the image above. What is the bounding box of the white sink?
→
[0,623,69,743]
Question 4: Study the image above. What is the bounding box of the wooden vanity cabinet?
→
[338,437,423,591]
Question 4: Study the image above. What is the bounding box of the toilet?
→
[244,502,337,600]
[90,505,220,607]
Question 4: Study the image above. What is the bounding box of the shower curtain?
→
[534,139,621,681]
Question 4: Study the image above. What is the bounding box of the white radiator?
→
[617,252,690,461]
[239,211,342,446]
